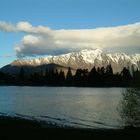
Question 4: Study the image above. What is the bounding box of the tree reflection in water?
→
[118,88,140,128]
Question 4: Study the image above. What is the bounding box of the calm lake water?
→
[0,86,125,129]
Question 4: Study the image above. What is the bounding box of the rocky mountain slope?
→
[1,49,140,75]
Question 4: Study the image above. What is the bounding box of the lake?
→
[0,86,129,129]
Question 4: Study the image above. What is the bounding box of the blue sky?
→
[0,0,140,67]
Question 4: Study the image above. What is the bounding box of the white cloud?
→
[17,22,33,32]
[15,22,140,56]
[0,20,140,56]
[0,21,16,32]
[16,21,51,35]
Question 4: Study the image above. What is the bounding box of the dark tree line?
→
[0,71,14,85]
[0,65,140,87]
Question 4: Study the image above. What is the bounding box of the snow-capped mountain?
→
[2,49,140,74]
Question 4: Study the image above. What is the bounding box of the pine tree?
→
[66,67,73,85]
[59,69,65,85]
[19,67,24,80]
[105,65,113,86]
[88,66,98,86]
[121,67,132,86]
[66,67,72,80]
[106,65,113,76]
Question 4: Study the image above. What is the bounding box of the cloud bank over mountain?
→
[0,21,140,57]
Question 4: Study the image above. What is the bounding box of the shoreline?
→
[0,85,138,88]
[0,115,140,139]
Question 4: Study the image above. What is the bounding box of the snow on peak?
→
[10,49,140,73]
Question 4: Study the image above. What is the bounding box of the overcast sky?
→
[0,0,140,67]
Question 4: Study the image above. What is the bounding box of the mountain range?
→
[1,49,140,76]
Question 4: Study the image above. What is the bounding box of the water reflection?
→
[118,88,140,128]
[0,87,122,129]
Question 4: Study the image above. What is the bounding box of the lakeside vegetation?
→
[0,65,140,87]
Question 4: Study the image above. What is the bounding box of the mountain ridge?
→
[1,49,140,75]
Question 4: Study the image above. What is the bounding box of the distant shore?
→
[0,115,140,140]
